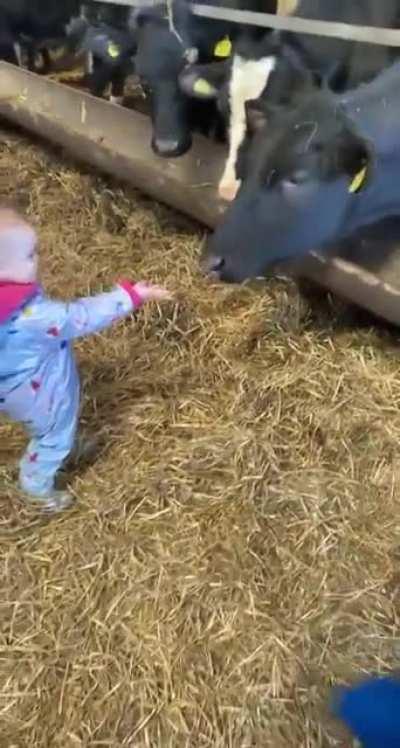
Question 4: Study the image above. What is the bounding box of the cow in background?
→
[130,0,278,157]
[66,3,136,103]
[0,0,82,72]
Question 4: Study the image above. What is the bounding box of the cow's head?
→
[202,90,373,282]
[130,0,201,157]
[65,16,89,50]
[179,35,320,200]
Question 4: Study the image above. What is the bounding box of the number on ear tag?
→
[193,78,215,96]
[349,166,367,194]
[108,42,120,59]
[214,37,231,58]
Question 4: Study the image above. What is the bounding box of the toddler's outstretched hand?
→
[133,282,172,303]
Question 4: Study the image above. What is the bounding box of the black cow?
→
[0,8,21,66]
[67,4,136,103]
[179,32,316,199]
[179,0,400,200]
[202,61,400,283]
[0,0,82,72]
[288,0,400,90]
[130,0,278,157]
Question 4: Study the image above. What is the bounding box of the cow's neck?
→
[345,156,400,239]
[338,63,400,232]
[342,62,400,158]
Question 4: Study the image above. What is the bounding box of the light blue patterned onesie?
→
[0,281,140,497]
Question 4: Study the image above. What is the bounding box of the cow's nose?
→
[201,254,225,279]
[153,138,179,155]
[152,137,190,157]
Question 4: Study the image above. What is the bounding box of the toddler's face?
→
[0,211,38,283]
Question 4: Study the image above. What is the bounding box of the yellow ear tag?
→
[214,37,231,58]
[193,78,215,96]
[107,42,120,59]
[349,165,367,194]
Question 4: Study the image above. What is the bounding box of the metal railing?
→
[91,0,400,47]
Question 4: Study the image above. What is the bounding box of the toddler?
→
[0,208,170,512]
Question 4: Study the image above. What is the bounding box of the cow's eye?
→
[140,82,151,97]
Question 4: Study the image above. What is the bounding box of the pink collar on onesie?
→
[0,282,39,324]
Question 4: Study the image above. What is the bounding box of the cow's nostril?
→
[209,256,225,272]
[153,138,180,156]
[152,137,191,157]
[201,254,225,278]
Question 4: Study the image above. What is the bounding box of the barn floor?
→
[1,125,400,747]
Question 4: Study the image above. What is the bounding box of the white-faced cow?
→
[130,0,278,158]
[179,0,400,201]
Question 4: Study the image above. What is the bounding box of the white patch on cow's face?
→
[219,54,276,202]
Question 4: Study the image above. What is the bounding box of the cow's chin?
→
[218,179,241,202]
[201,241,293,284]
[200,253,252,284]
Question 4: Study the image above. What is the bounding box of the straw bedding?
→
[1,120,400,747]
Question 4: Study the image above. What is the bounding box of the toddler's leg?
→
[2,359,80,511]
[19,374,80,510]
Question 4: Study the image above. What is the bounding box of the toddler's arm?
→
[19,280,170,341]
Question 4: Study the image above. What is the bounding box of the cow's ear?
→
[128,5,155,29]
[245,99,267,135]
[128,7,144,29]
[317,61,343,90]
[178,67,219,99]
[338,134,372,194]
